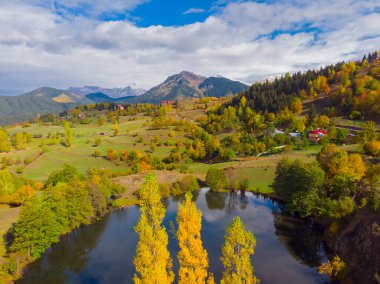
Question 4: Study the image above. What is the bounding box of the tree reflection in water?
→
[17,213,109,283]
[273,212,328,268]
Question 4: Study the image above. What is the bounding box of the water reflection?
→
[18,188,329,284]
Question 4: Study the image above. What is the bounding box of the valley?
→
[0,53,379,284]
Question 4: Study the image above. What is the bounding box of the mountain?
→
[257,75,283,84]
[68,85,146,99]
[120,71,249,104]
[0,87,91,125]
[85,93,114,103]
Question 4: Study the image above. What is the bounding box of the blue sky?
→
[0,0,379,95]
[116,0,217,26]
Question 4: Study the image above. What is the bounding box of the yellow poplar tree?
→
[133,174,174,284]
[220,217,258,284]
[176,193,212,284]
[113,122,120,136]
[64,121,73,147]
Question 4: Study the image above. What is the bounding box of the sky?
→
[0,0,380,95]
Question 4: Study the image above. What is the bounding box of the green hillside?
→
[0,88,91,125]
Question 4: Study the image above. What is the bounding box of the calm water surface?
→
[18,188,329,284]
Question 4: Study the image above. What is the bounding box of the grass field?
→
[1,114,192,180]
[0,205,20,264]
[1,111,361,191]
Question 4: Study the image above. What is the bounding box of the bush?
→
[94,138,102,147]
[206,168,228,192]
[349,111,362,120]
[172,176,199,196]
[159,182,171,198]
[363,141,380,156]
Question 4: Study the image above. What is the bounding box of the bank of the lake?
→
[17,188,330,284]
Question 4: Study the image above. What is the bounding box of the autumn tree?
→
[0,127,11,153]
[134,174,174,284]
[0,169,16,199]
[221,217,258,284]
[113,122,120,136]
[64,121,73,147]
[176,193,211,284]
[97,117,106,126]
[359,121,378,142]
[319,255,347,281]
[316,115,330,128]
[290,97,303,114]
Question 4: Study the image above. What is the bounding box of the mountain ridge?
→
[119,71,249,104]
[0,71,249,124]
[67,85,146,99]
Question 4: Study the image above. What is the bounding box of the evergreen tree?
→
[220,217,258,284]
[134,174,174,284]
[176,193,210,284]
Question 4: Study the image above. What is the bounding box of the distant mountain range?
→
[67,85,146,99]
[120,71,249,104]
[0,71,249,125]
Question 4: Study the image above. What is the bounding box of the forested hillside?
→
[225,51,380,119]
[0,88,91,125]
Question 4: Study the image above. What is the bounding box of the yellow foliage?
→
[319,255,347,281]
[9,185,35,205]
[134,174,174,284]
[139,161,151,171]
[35,182,44,191]
[221,217,258,284]
[176,193,209,284]
[290,98,303,114]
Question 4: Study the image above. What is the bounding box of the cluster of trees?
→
[206,168,249,192]
[0,127,32,153]
[2,165,124,281]
[221,51,379,119]
[159,175,199,197]
[0,169,41,205]
[274,144,379,222]
[133,174,258,284]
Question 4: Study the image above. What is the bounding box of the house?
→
[308,129,327,142]
[288,132,301,138]
[117,104,125,110]
[271,128,285,137]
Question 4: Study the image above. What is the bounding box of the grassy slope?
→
[0,205,20,264]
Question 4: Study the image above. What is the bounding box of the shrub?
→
[363,141,380,156]
[94,138,102,147]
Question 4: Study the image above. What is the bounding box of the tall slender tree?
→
[113,122,120,136]
[64,121,73,147]
[220,217,258,284]
[133,174,174,284]
[176,193,212,284]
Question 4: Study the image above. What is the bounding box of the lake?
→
[18,188,330,283]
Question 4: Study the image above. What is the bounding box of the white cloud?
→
[183,8,206,15]
[0,0,379,95]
